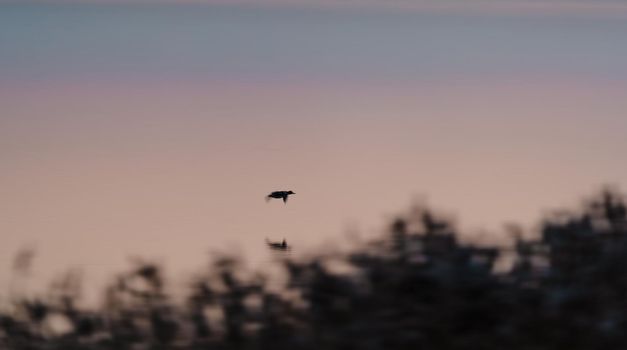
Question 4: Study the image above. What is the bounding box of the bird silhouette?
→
[266,190,295,203]
[266,238,290,251]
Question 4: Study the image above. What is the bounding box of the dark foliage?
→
[2,190,627,349]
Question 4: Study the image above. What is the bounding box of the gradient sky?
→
[2,1,627,305]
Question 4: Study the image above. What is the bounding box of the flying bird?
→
[266,238,290,251]
[266,190,295,203]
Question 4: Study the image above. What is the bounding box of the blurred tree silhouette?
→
[2,189,627,349]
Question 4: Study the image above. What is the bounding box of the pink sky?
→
[1,2,627,305]
[3,77,627,304]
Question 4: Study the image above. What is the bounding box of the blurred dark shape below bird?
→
[266,238,290,251]
[266,190,295,203]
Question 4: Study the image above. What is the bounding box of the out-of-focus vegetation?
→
[2,190,627,349]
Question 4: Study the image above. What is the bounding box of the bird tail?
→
[265,238,278,248]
